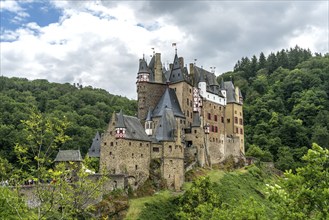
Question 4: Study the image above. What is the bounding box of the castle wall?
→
[137,82,166,121]
[100,121,151,187]
[185,127,206,167]
[150,143,163,159]
[225,136,241,158]
[225,103,244,153]
[161,141,184,190]
[201,100,226,164]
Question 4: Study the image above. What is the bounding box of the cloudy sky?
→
[1,1,328,99]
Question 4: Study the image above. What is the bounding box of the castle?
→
[97,50,244,190]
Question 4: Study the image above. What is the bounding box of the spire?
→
[146,108,153,121]
[172,42,177,55]
[152,87,185,118]
[115,110,126,128]
[220,77,224,89]
[155,107,176,141]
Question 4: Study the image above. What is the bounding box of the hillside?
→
[127,143,328,219]
[218,47,329,170]
[0,77,137,168]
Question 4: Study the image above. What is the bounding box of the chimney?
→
[154,53,162,83]
[179,57,184,69]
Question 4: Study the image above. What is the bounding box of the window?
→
[110,152,112,156]
[234,117,238,124]
[227,118,231,123]
[110,142,113,146]
[221,116,224,123]
[140,143,142,146]
[236,127,239,133]
[208,113,211,120]
[141,154,143,158]
[132,153,134,158]
[169,145,172,152]
[153,147,159,152]
[135,165,138,170]
[215,126,218,133]
[129,142,131,146]
[214,115,218,122]
[240,128,243,134]
[187,98,189,105]
[239,118,243,125]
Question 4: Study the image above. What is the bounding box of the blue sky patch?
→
[1,1,62,31]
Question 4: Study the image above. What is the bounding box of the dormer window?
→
[115,127,126,138]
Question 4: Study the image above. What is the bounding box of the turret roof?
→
[115,112,150,141]
[155,107,176,141]
[224,81,241,104]
[88,131,101,157]
[115,110,126,128]
[152,87,185,118]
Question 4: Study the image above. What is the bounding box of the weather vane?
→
[172,42,177,54]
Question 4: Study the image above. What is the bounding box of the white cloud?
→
[0,1,328,99]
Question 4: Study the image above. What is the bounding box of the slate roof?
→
[115,110,126,128]
[168,54,191,84]
[224,81,237,103]
[88,131,101,157]
[115,112,151,141]
[148,55,155,82]
[146,108,153,121]
[155,108,176,141]
[152,87,185,118]
[193,66,224,96]
[54,150,83,162]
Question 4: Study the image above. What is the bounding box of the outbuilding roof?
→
[54,150,83,162]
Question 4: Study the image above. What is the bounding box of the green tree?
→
[268,143,329,219]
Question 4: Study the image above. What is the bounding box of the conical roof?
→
[155,107,176,141]
[152,87,185,118]
[115,110,126,128]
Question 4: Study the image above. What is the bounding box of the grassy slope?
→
[125,165,276,220]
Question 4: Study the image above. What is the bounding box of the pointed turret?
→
[169,54,185,83]
[88,131,101,157]
[137,57,150,82]
[115,110,126,138]
[145,108,153,136]
[152,87,185,118]
[155,107,176,141]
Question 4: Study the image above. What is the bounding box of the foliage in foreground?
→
[137,143,328,220]
[267,143,329,219]
[0,110,108,220]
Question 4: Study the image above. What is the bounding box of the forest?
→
[0,46,328,219]
[0,78,137,176]
[0,45,328,175]
[218,46,329,170]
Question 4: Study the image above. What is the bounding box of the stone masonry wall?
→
[137,82,166,122]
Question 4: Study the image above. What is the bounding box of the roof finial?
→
[172,42,177,55]
[151,47,155,56]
